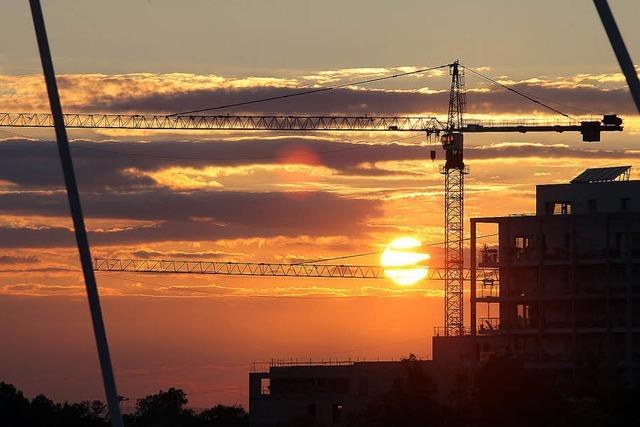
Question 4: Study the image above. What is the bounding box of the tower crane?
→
[1,62,623,337]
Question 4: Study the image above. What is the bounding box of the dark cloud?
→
[0,136,635,248]
[0,189,376,223]
[0,255,40,264]
[0,138,428,190]
[129,249,242,259]
[0,139,634,191]
[70,83,637,116]
[0,190,381,248]
[0,140,155,190]
[466,143,635,160]
[0,266,74,273]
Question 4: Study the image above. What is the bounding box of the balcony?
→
[433,326,472,337]
[477,317,500,335]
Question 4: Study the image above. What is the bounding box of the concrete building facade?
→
[469,167,640,383]
[249,359,453,427]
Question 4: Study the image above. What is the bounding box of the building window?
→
[615,233,625,257]
[621,198,630,212]
[308,403,316,419]
[260,378,270,396]
[587,199,597,213]
[358,378,369,397]
[551,201,572,215]
[332,404,343,424]
[479,244,499,267]
[632,232,640,257]
[517,304,531,327]
[327,378,350,394]
[514,236,532,260]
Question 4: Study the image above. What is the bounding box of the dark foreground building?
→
[249,167,639,426]
[465,166,639,384]
[249,359,453,427]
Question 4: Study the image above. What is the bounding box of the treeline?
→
[3,356,640,427]
[0,383,247,427]
[354,356,640,427]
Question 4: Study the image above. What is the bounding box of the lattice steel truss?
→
[441,61,468,336]
[0,112,622,135]
[443,167,467,335]
[0,112,444,132]
[93,258,499,281]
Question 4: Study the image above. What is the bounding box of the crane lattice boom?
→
[93,258,499,281]
[1,113,442,132]
[0,112,622,137]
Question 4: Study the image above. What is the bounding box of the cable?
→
[168,64,450,116]
[541,71,628,116]
[293,232,499,265]
[462,65,576,120]
[467,72,600,116]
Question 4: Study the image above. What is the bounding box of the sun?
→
[381,237,430,286]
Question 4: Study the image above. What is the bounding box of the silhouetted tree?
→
[129,387,196,427]
[0,382,31,426]
[472,356,566,427]
[1,381,249,427]
[1,382,109,427]
[199,404,249,427]
[359,356,454,427]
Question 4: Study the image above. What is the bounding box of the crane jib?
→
[0,113,623,138]
[92,258,500,282]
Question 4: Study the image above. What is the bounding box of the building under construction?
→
[467,165,639,383]
[250,166,640,426]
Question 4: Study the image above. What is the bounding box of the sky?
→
[1,0,639,409]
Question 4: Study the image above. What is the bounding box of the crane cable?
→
[168,63,451,116]
[292,232,500,265]
[462,65,577,121]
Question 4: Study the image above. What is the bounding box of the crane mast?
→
[442,61,467,336]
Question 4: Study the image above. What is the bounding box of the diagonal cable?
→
[462,65,575,120]
[169,64,450,116]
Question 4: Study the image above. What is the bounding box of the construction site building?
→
[249,359,453,427]
[467,166,639,384]
[249,167,639,426]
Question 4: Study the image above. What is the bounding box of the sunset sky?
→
[1,0,639,409]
